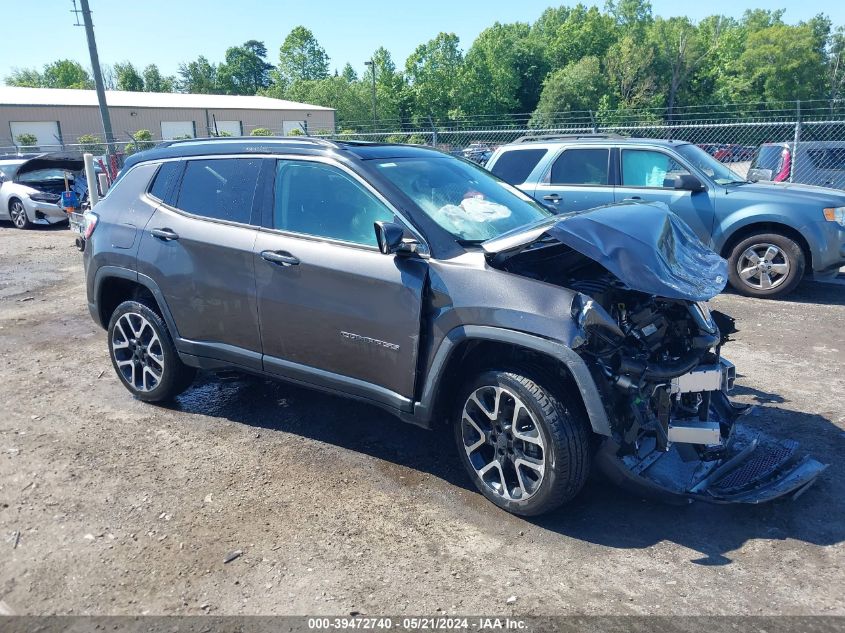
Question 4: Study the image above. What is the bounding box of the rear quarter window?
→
[148,161,181,202]
[490,148,548,184]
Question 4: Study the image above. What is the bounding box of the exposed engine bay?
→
[495,233,828,504]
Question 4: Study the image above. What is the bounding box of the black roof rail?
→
[155,135,341,149]
[513,133,628,143]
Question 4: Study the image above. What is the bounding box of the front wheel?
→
[107,300,196,402]
[727,232,805,299]
[453,369,591,516]
[9,199,31,229]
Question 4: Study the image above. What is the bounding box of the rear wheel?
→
[727,232,805,298]
[453,368,591,516]
[9,199,30,229]
[107,300,196,402]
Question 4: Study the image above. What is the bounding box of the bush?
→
[406,134,428,145]
[216,131,233,137]
[124,129,155,156]
[77,134,106,154]
[171,134,193,140]
[15,133,38,149]
[287,128,304,136]
[250,127,273,136]
[385,134,407,144]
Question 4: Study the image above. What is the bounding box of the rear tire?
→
[453,368,591,516]
[9,199,31,229]
[107,300,196,402]
[727,232,805,299]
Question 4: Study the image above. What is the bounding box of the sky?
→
[0,0,842,84]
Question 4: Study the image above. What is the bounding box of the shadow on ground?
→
[165,372,844,566]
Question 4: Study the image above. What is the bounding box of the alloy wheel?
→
[9,201,27,228]
[460,385,546,501]
[736,243,790,291]
[111,312,165,392]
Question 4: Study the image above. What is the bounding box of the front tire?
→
[9,199,31,229]
[453,369,591,516]
[107,300,196,402]
[727,232,805,298]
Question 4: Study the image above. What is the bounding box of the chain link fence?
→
[2,101,844,188]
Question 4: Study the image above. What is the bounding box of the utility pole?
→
[364,59,377,130]
[73,0,115,154]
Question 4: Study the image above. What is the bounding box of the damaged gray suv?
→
[82,137,826,516]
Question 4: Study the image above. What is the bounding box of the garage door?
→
[161,121,196,140]
[214,120,242,136]
[10,121,61,149]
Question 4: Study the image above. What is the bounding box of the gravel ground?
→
[0,224,843,616]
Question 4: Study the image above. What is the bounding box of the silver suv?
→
[82,137,825,515]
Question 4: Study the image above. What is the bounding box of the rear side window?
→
[807,148,845,171]
[148,161,181,202]
[490,149,547,184]
[175,158,262,224]
[751,145,785,173]
[550,149,609,185]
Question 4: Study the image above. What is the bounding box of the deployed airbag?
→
[546,202,728,301]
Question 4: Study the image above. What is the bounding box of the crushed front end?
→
[487,202,828,504]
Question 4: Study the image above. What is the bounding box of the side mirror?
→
[374,221,422,256]
[0,173,6,184]
[673,174,705,192]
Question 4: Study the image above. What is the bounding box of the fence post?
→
[790,100,801,183]
[428,115,438,147]
[590,111,598,134]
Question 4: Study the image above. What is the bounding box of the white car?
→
[0,153,87,229]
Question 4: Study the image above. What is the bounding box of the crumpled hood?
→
[14,152,85,182]
[483,201,728,301]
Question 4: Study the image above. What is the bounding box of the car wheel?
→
[453,368,591,516]
[727,232,805,299]
[9,199,31,229]
[107,300,196,402]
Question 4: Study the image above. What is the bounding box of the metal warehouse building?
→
[0,86,336,151]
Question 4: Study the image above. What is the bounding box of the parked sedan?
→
[0,152,87,229]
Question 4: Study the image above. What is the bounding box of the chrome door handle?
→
[150,228,179,241]
[261,250,300,267]
[542,194,562,202]
[624,196,642,201]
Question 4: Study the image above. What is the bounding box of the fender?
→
[412,325,612,436]
[712,204,813,255]
[92,265,181,339]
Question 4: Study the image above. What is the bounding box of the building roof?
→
[0,86,335,111]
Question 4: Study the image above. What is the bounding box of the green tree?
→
[5,68,43,87]
[77,134,106,154]
[124,130,155,155]
[177,56,219,93]
[114,61,145,91]
[829,27,845,101]
[218,40,274,95]
[363,47,412,126]
[460,22,548,116]
[605,33,658,110]
[649,17,718,115]
[546,5,619,69]
[341,63,358,82]
[15,133,38,148]
[405,32,464,123]
[606,0,653,33]
[285,75,370,129]
[739,23,827,103]
[42,60,93,89]
[250,127,273,136]
[275,26,330,88]
[530,56,607,126]
[142,65,175,93]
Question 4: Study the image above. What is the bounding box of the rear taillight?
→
[774,148,791,182]
[83,213,99,240]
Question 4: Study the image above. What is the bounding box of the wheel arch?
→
[719,221,813,272]
[415,325,612,436]
[94,267,180,338]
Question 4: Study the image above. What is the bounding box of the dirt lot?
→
[0,224,843,616]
